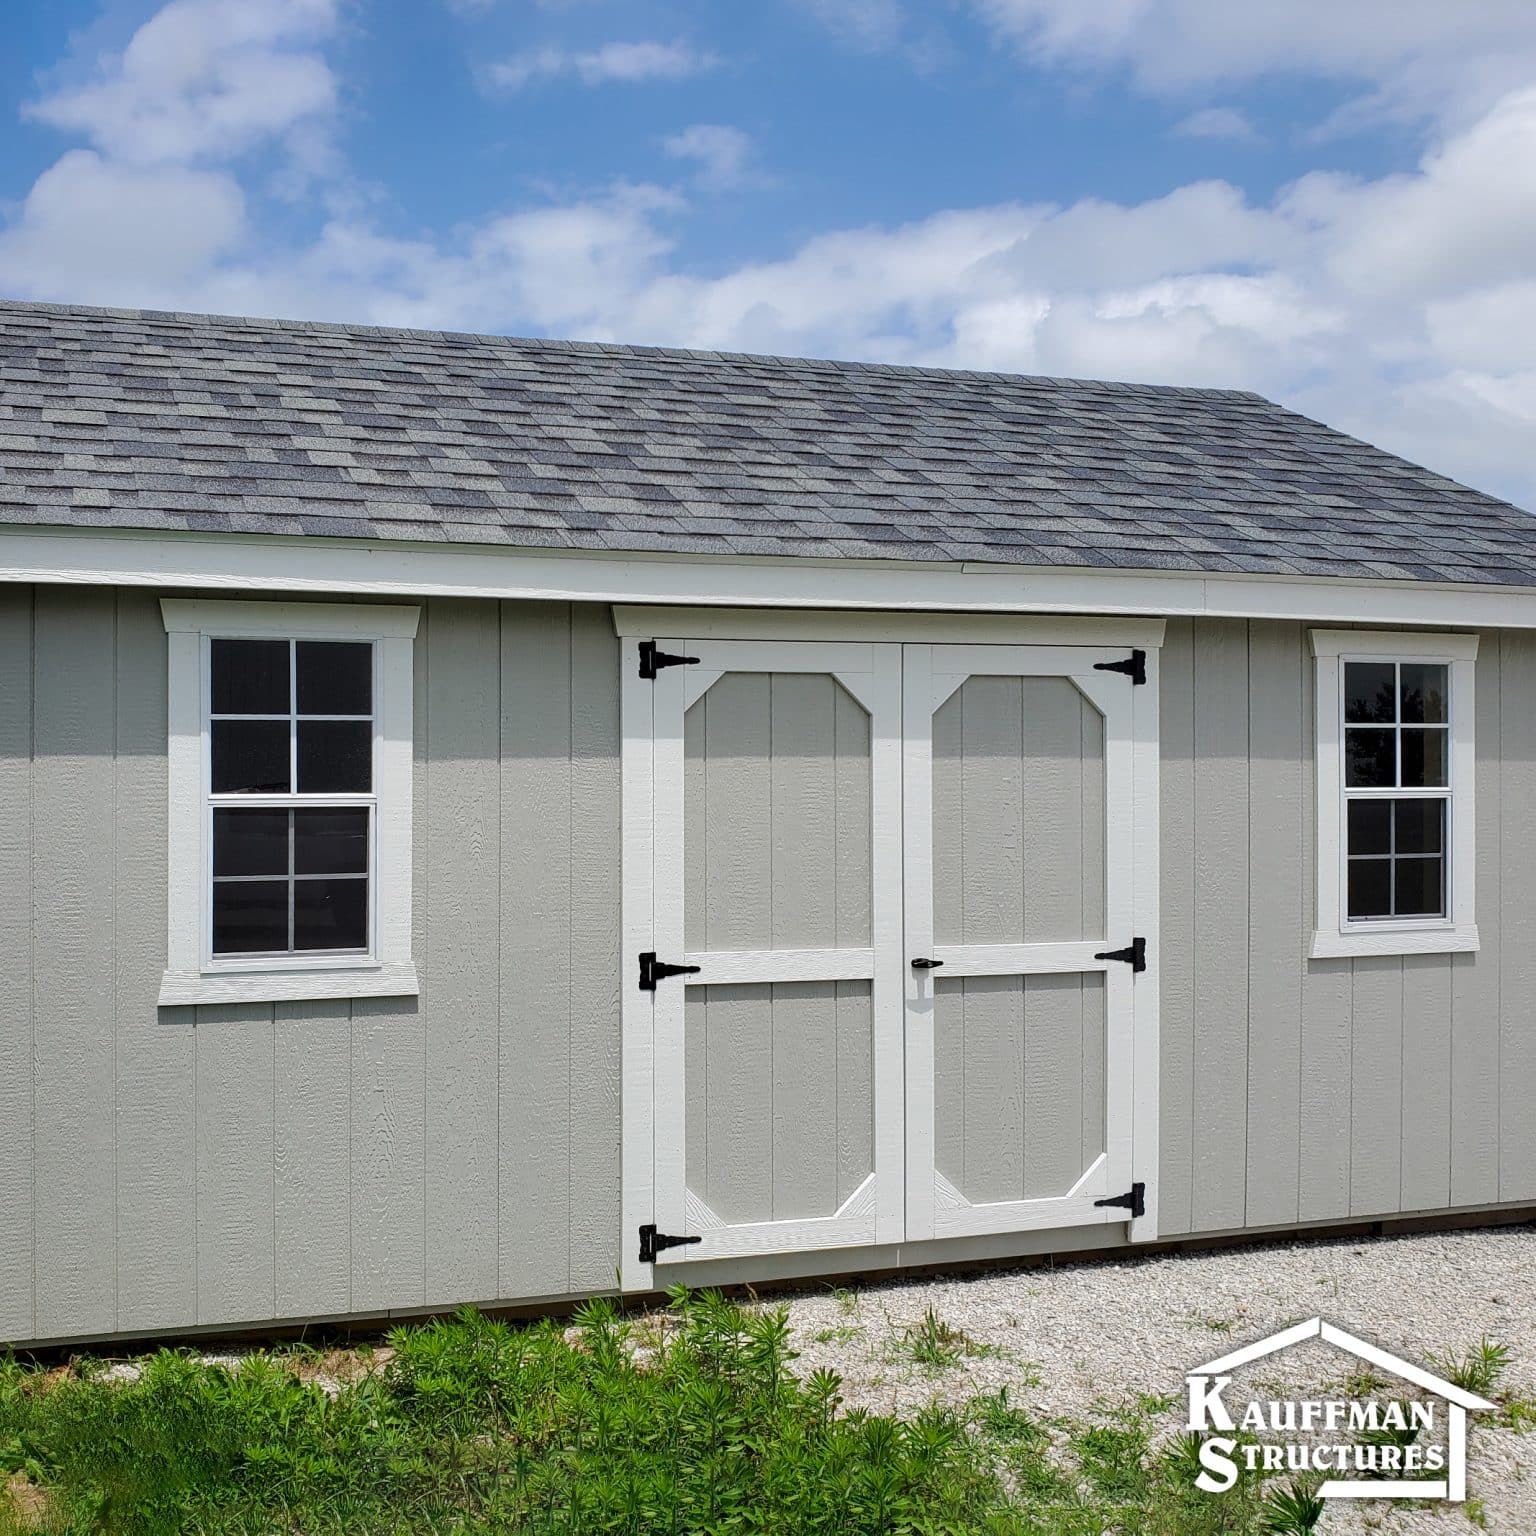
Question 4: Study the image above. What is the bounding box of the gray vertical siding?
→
[1159,617,1536,1236]
[5,592,1536,1345]
[0,588,620,1343]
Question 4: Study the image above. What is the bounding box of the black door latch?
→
[639,1224,702,1263]
[1094,936,1146,972]
[1093,649,1146,686]
[639,640,700,679]
[910,957,945,970]
[1094,1182,1146,1219]
[638,951,702,991]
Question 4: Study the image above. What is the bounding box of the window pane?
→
[294,877,368,951]
[1394,856,1445,917]
[1394,798,1445,855]
[213,879,289,954]
[1345,728,1396,787]
[1400,664,1447,724]
[211,639,290,715]
[213,808,289,877]
[1347,859,1391,919]
[1401,727,1448,788]
[1347,799,1390,856]
[297,721,372,793]
[294,807,369,875]
[297,641,372,716]
[211,720,291,793]
[1344,661,1396,723]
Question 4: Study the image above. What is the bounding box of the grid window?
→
[208,638,375,958]
[1343,659,1449,921]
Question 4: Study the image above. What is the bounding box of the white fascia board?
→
[7,524,1536,628]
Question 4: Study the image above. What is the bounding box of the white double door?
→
[628,635,1148,1276]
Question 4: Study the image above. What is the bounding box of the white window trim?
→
[158,599,420,1006]
[1310,629,1478,959]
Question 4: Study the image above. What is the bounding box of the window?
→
[1311,631,1478,958]
[159,600,420,1006]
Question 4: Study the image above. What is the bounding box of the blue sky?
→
[2,0,1534,508]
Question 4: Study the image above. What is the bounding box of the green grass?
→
[0,1290,1426,1535]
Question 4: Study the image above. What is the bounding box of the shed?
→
[2,298,1535,1348]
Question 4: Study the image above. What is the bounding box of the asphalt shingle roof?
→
[3,298,1535,585]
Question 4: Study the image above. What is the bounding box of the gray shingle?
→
[1,298,1533,586]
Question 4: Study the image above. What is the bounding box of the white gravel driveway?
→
[773,1223,1536,1533]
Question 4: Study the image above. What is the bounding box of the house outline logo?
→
[1187,1317,1494,1502]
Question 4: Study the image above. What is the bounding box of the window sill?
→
[1309,925,1479,960]
[157,961,420,1007]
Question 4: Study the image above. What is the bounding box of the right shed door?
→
[902,644,1139,1241]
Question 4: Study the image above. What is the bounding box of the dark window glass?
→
[211,720,291,793]
[1394,857,1445,917]
[1347,799,1391,856]
[294,878,368,951]
[211,639,290,715]
[296,641,372,716]
[213,880,289,953]
[1401,728,1448,788]
[1347,859,1391,919]
[1344,661,1396,723]
[297,721,372,793]
[1400,664,1447,724]
[213,808,289,877]
[1344,728,1395,788]
[294,808,369,875]
[1394,799,1445,855]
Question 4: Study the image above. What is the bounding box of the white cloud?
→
[662,124,755,189]
[973,0,1536,128]
[1172,106,1257,141]
[490,40,716,90]
[796,0,906,52]
[26,0,338,164]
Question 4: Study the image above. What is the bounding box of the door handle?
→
[910,957,945,970]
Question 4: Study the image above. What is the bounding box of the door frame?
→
[617,610,1163,1292]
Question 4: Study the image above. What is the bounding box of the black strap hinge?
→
[1094,936,1146,972]
[1093,648,1146,686]
[1094,1182,1146,1220]
[639,1224,701,1263]
[639,640,700,680]
[638,951,702,991]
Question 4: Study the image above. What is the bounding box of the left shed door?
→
[627,638,905,1276]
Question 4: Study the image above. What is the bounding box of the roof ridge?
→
[0,295,1270,403]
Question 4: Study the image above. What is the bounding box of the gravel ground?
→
[772,1223,1536,1533]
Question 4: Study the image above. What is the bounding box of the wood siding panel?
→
[566,606,622,1290]
[195,1003,275,1326]
[274,1000,352,1318]
[1157,618,1196,1235]
[0,586,33,1341]
[1244,622,1304,1228]
[112,589,196,1332]
[1449,635,1502,1205]
[31,587,117,1337]
[1189,619,1249,1231]
[1400,956,1452,1212]
[1499,632,1536,1200]
[422,600,501,1303]
[500,602,574,1298]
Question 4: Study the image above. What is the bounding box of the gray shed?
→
[3,298,1535,1349]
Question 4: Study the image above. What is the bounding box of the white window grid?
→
[1340,659,1451,923]
[203,634,380,969]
